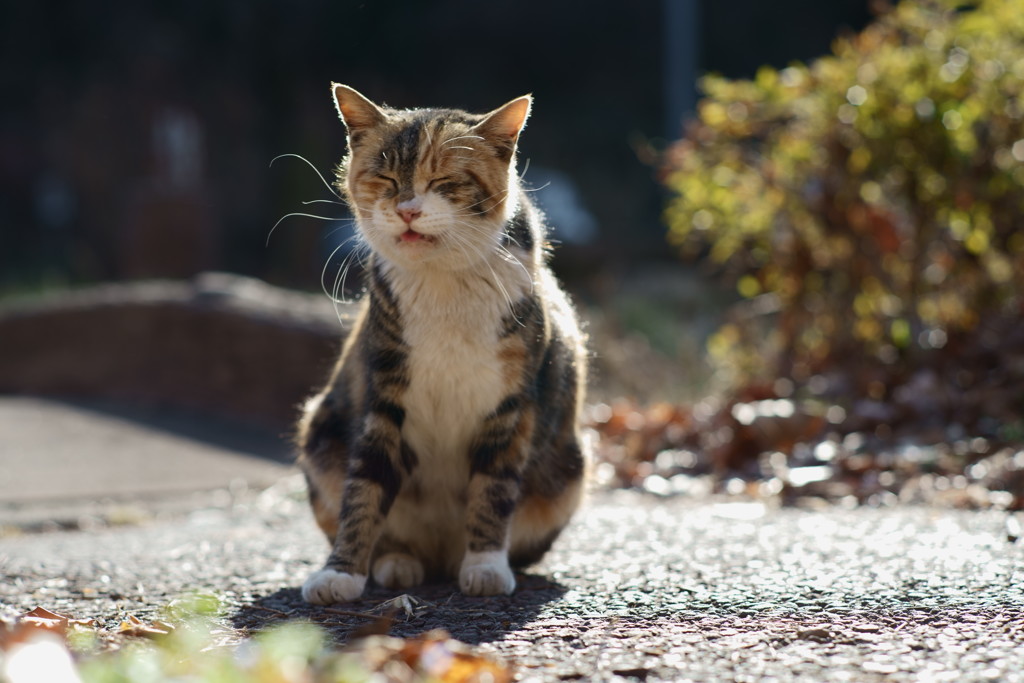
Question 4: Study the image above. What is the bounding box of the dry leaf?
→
[348,613,395,639]
[2,606,77,651]
[348,631,511,683]
[400,631,512,683]
[117,614,172,639]
[20,607,70,636]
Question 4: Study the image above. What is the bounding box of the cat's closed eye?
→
[427,176,453,190]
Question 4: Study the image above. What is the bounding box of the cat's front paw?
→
[459,550,516,596]
[372,553,425,589]
[301,568,367,604]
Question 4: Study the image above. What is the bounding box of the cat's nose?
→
[396,207,422,224]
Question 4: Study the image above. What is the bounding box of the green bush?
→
[663,0,1024,410]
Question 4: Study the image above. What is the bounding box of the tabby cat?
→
[296,84,588,604]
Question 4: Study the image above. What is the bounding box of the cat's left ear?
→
[474,95,532,156]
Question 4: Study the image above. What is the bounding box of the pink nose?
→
[397,207,422,224]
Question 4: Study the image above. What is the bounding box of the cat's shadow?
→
[231,572,567,646]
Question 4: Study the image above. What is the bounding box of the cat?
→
[295,83,589,604]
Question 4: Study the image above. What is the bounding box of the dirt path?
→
[2,479,1023,682]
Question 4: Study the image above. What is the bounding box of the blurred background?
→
[0,0,873,405]
[0,0,871,289]
[3,0,1023,514]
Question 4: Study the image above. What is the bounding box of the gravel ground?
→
[2,478,1023,682]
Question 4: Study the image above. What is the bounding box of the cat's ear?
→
[474,95,532,152]
[332,83,386,130]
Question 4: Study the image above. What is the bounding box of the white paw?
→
[301,568,367,604]
[459,550,516,596]
[372,553,425,589]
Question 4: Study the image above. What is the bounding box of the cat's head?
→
[331,83,531,271]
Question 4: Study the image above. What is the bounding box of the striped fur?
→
[296,84,588,604]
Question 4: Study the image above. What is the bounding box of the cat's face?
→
[332,84,531,271]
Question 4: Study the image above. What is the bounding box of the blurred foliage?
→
[663,0,1024,402]
[1,596,509,683]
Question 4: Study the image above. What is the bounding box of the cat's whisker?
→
[449,217,518,247]
[441,134,485,146]
[520,181,551,193]
[515,156,553,194]
[303,199,347,206]
[447,215,517,238]
[503,256,535,297]
[322,234,368,315]
[518,157,531,180]
[320,231,359,283]
[444,230,517,316]
[483,256,518,318]
[491,242,531,280]
[267,212,348,247]
[270,153,344,201]
[457,188,510,213]
[448,219,534,293]
[347,202,377,217]
[324,218,359,239]
[445,234,501,305]
[332,247,368,318]
[321,239,352,303]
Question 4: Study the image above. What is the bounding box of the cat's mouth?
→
[398,229,437,245]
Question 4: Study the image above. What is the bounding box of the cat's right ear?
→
[332,83,386,130]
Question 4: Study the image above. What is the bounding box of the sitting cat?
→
[296,83,588,604]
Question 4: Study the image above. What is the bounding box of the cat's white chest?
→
[397,274,511,464]
[383,255,533,464]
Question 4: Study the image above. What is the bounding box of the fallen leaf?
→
[401,631,512,683]
[20,607,70,635]
[1,607,78,651]
[348,630,511,683]
[117,615,172,639]
[348,613,395,639]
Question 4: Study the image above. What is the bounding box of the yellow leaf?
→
[737,275,761,298]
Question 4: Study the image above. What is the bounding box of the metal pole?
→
[664,0,701,139]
